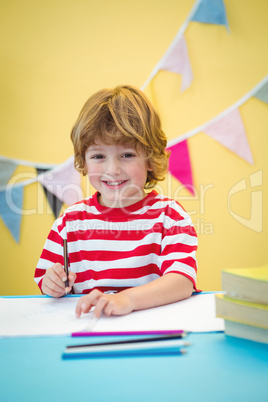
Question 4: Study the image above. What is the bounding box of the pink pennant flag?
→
[158,35,193,92]
[203,108,253,164]
[166,140,194,194]
[203,108,253,163]
[38,156,83,206]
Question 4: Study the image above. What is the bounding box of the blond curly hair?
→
[70,85,169,189]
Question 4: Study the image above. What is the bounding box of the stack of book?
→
[215,265,268,344]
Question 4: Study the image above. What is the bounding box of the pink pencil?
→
[72,330,186,337]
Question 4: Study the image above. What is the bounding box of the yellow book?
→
[221,266,268,305]
[224,320,268,344]
[215,294,268,329]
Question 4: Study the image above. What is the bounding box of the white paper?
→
[94,293,224,333]
[0,297,96,337]
[0,293,224,338]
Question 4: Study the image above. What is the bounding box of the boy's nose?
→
[106,159,121,176]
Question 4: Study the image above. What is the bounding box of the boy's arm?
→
[123,272,193,310]
[75,273,193,318]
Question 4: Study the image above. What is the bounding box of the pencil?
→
[72,330,186,337]
[63,239,69,289]
[63,336,190,358]
[62,343,187,359]
[67,333,189,349]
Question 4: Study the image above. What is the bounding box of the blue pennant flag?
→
[254,81,268,104]
[0,160,17,187]
[0,186,23,243]
[191,0,229,29]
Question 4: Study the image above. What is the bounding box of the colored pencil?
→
[72,330,186,337]
[68,333,189,349]
[62,345,187,359]
[63,338,189,359]
[63,239,69,288]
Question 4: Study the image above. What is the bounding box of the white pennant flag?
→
[157,34,193,92]
[38,156,83,206]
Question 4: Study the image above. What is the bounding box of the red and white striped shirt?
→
[34,190,198,293]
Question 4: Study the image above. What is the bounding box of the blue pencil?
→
[62,338,189,359]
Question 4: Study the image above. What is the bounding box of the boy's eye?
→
[91,154,104,160]
[122,153,135,158]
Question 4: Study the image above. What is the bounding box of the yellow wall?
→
[0,0,267,295]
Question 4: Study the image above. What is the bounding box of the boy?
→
[34,85,198,319]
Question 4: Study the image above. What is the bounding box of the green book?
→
[221,266,268,305]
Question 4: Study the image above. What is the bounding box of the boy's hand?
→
[41,263,76,298]
[75,290,135,318]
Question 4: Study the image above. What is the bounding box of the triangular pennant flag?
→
[36,168,48,176]
[166,140,194,194]
[254,81,268,104]
[37,168,63,218]
[38,157,83,206]
[191,0,229,29]
[45,188,63,218]
[158,35,193,92]
[203,108,254,163]
[0,186,23,242]
[0,160,18,187]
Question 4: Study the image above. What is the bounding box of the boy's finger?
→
[75,291,103,318]
[68,272,76,287]
[75,298,89,318]
[44,274,61,290]
[52,263,67,282]
[47,269,66,288]
[93,296,109,318]
[103,300,115,316]
[42,277,65,298]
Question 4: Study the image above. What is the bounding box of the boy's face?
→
[85,141,151,208]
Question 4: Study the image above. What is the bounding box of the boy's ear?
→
[82,157,88,175]
[147,161,153,172]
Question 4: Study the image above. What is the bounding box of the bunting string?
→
[0,155,58,169]
[0,0,267,242]
[141,0,229,92]
[0,156,83,242]
[0,75,267,240]
[167,75,268,148]
[165,75,268,191]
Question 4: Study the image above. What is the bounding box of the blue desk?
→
[1,331,267,402]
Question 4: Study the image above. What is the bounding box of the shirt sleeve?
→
[34,218,65,291]
[159,202,199,291]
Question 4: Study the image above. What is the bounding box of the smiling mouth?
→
[103,180,128,186]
